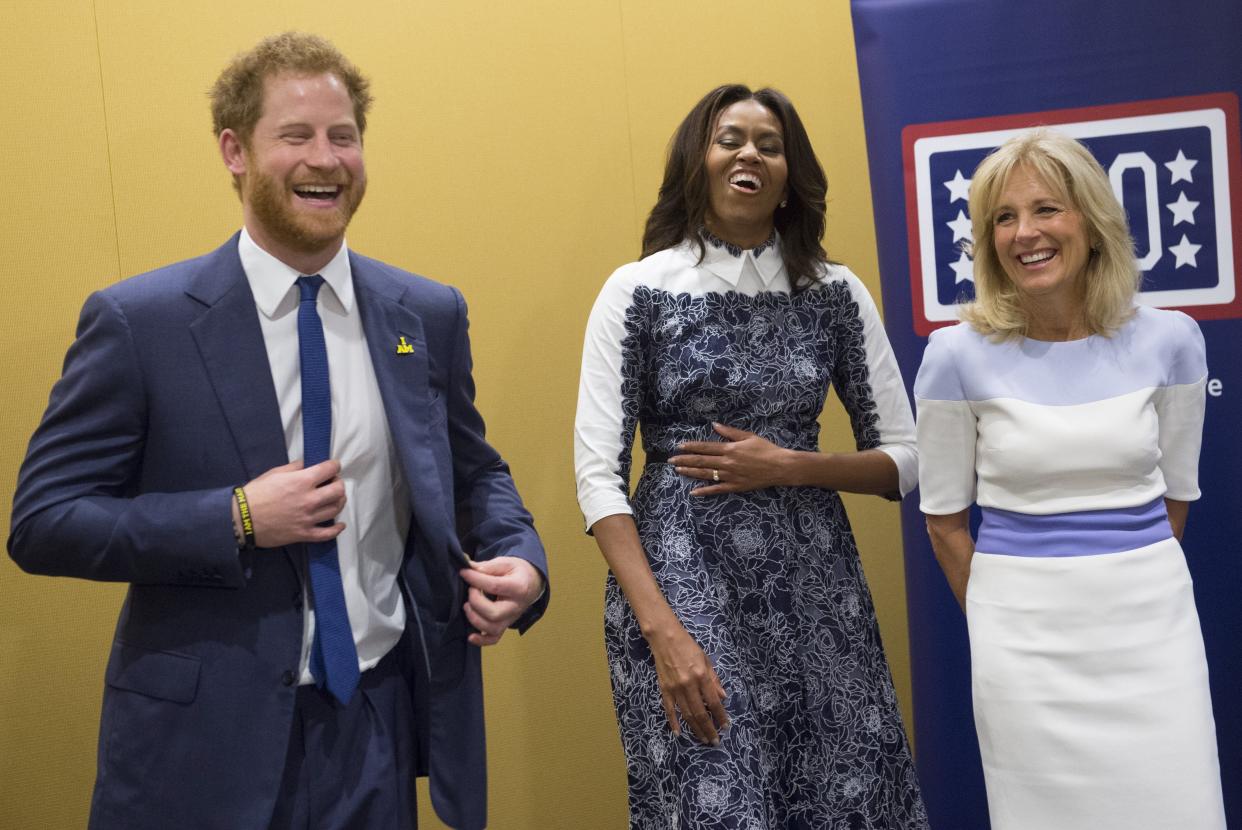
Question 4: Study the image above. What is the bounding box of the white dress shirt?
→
[239,228,410,683]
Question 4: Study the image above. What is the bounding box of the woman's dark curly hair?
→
[641,84,830,292]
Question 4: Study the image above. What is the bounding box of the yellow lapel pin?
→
[396,336,415,355]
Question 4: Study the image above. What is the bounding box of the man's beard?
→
[244,167,366,256]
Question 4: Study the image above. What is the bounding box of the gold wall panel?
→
[1,2,913,827]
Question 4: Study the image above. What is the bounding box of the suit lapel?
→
[352,256,461,620]
[187,236,289,480]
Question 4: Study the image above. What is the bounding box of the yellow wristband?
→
[233,486,256,550]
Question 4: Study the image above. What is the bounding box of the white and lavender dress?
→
[575,234,929,829]
[915,307,1226,830]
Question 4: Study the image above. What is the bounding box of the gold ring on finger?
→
[712,469,720,482]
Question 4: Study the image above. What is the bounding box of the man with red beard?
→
[7,32,548,830]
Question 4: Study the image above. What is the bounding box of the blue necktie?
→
[297,275,360,705]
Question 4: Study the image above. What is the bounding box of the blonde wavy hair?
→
[961,128,1139,339]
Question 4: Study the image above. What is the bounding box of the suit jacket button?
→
[281,670,296,687]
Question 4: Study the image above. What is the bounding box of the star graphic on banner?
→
[946,210,973,242]
[1168,234,1202,268]
[1165,150,1198,184]
[944,170,971,203]
[949,251,974,284]
[1165,191,1199,226]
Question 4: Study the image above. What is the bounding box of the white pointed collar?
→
[698,228,784,288]
[238,226,355,319]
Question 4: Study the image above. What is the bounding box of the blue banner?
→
[851,2,1242,827]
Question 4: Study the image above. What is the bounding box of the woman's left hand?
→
[670,422,796,495]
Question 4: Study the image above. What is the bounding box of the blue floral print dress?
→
[575,234,929,829]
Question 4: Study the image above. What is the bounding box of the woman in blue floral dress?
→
[574,85,928,829]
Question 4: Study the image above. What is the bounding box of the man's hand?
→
[242,460,347,548]
[459,557,545,647]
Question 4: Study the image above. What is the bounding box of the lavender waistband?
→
[976,497,1172,557]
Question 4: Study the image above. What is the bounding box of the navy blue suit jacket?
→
[8,235,549,830]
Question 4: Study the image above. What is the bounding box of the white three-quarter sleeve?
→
[831,270,919,496]
[1154,311,1207,501]
[914,325,978,515]
[575,265,642,532]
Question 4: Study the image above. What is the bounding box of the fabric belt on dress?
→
[976,496,1171,557]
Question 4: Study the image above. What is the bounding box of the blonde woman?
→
[915,129,1226,829]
